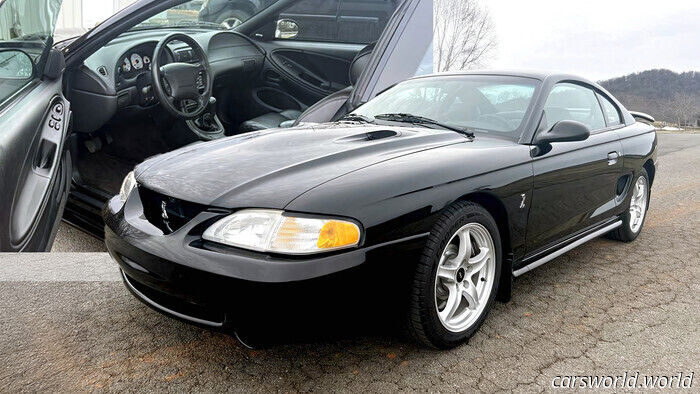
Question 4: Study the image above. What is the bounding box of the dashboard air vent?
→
[97,66,108,77]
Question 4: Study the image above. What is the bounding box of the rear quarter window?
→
[597,93,623,126]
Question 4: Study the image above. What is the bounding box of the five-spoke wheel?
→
[406,201,501,349]
[629,175,648,233]
[434,223,496,332]
[608,168,650,242]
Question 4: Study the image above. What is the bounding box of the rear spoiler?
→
[629,111,655,124]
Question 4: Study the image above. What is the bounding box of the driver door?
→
[0,0,72,252]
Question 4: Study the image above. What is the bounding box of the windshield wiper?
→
[374,113,475,138]
[338,113,376,124]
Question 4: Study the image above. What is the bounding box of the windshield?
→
[354,76,540,139]
[53,0,282,42]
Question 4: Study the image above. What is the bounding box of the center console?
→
[185,97,226,141]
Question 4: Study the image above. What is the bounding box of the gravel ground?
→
[52,225,107,253]
[2,134,699,392]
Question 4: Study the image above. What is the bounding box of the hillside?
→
[599,69,700,124]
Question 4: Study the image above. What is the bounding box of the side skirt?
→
[513,220,622,277]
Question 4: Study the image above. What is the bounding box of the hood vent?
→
[336,130,399,143]
[97,66,108,77]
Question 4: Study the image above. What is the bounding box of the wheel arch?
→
[456,191,513,303]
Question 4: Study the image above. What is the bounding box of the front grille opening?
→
[126,273,225,325]
[139,187,206,235]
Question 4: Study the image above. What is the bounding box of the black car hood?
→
[135,123,467,208]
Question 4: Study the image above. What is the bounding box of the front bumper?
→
[104,194,427,330]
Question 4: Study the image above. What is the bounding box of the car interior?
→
[63,0,398,228]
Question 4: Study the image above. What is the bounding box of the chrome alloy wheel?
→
[434,223,496,332]
[629,176,648,233]
[221,18,244,29]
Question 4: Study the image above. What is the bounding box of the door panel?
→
[0,80,72,251]
[526,132,624,255]
[258,40,361,105]
[0,0,68,252]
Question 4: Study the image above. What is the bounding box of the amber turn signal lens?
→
[317,220,360,249]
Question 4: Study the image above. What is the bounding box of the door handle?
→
[33,139,58,176]
[607,152,619,166]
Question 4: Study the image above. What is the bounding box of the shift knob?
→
[200,96,218,131]
[208,96,217,116]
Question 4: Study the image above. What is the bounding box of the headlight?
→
[119,171,137,203]
[202,210,361,255]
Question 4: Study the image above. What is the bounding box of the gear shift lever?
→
[200,97,217,130]
[189,96,225,138]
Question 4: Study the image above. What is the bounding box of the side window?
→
[0,0,61,105]
[597,93,623,126]
[544,83,606,131]
[276,0,397,44]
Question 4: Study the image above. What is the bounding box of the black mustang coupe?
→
[105,71,657,348]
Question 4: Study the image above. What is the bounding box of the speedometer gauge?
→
[131,53,143,70]
[122,58,131,72]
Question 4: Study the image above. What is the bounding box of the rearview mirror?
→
[275,19,299,39]
[535,120,590,144]
[0,49,34,80]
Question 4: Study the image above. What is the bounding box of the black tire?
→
[405,201,501,349]
[607,168,650,242]
[215,10,253,29]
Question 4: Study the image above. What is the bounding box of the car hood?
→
[135,123,467,208]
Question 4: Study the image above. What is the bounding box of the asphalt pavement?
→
[2,134,699,392]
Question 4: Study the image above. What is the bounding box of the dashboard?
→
[70,30,265,133]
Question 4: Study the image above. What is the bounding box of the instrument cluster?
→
[119,51,152,75]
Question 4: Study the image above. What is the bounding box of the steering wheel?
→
[476,114,512,130]
[152,33,213,120]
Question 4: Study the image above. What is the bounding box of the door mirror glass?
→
[0,50,34,79]
[275,19,300,39]
[536,120,591,144]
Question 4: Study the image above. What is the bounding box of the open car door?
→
[348,0,433,110]
[257,0,432,125]
[0,0,72,252]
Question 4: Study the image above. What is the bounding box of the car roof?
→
[408,69,596,85]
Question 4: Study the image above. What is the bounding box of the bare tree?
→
[434,0,497,72]
[669,93,699,128]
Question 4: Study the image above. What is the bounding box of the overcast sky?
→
[487,0,700,81]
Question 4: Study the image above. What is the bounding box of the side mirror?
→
[275,19,299,39]
[43,49,65,80]
[535,120,590,144]
[0,49,34,80]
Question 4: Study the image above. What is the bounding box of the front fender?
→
[285,141,534,258]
